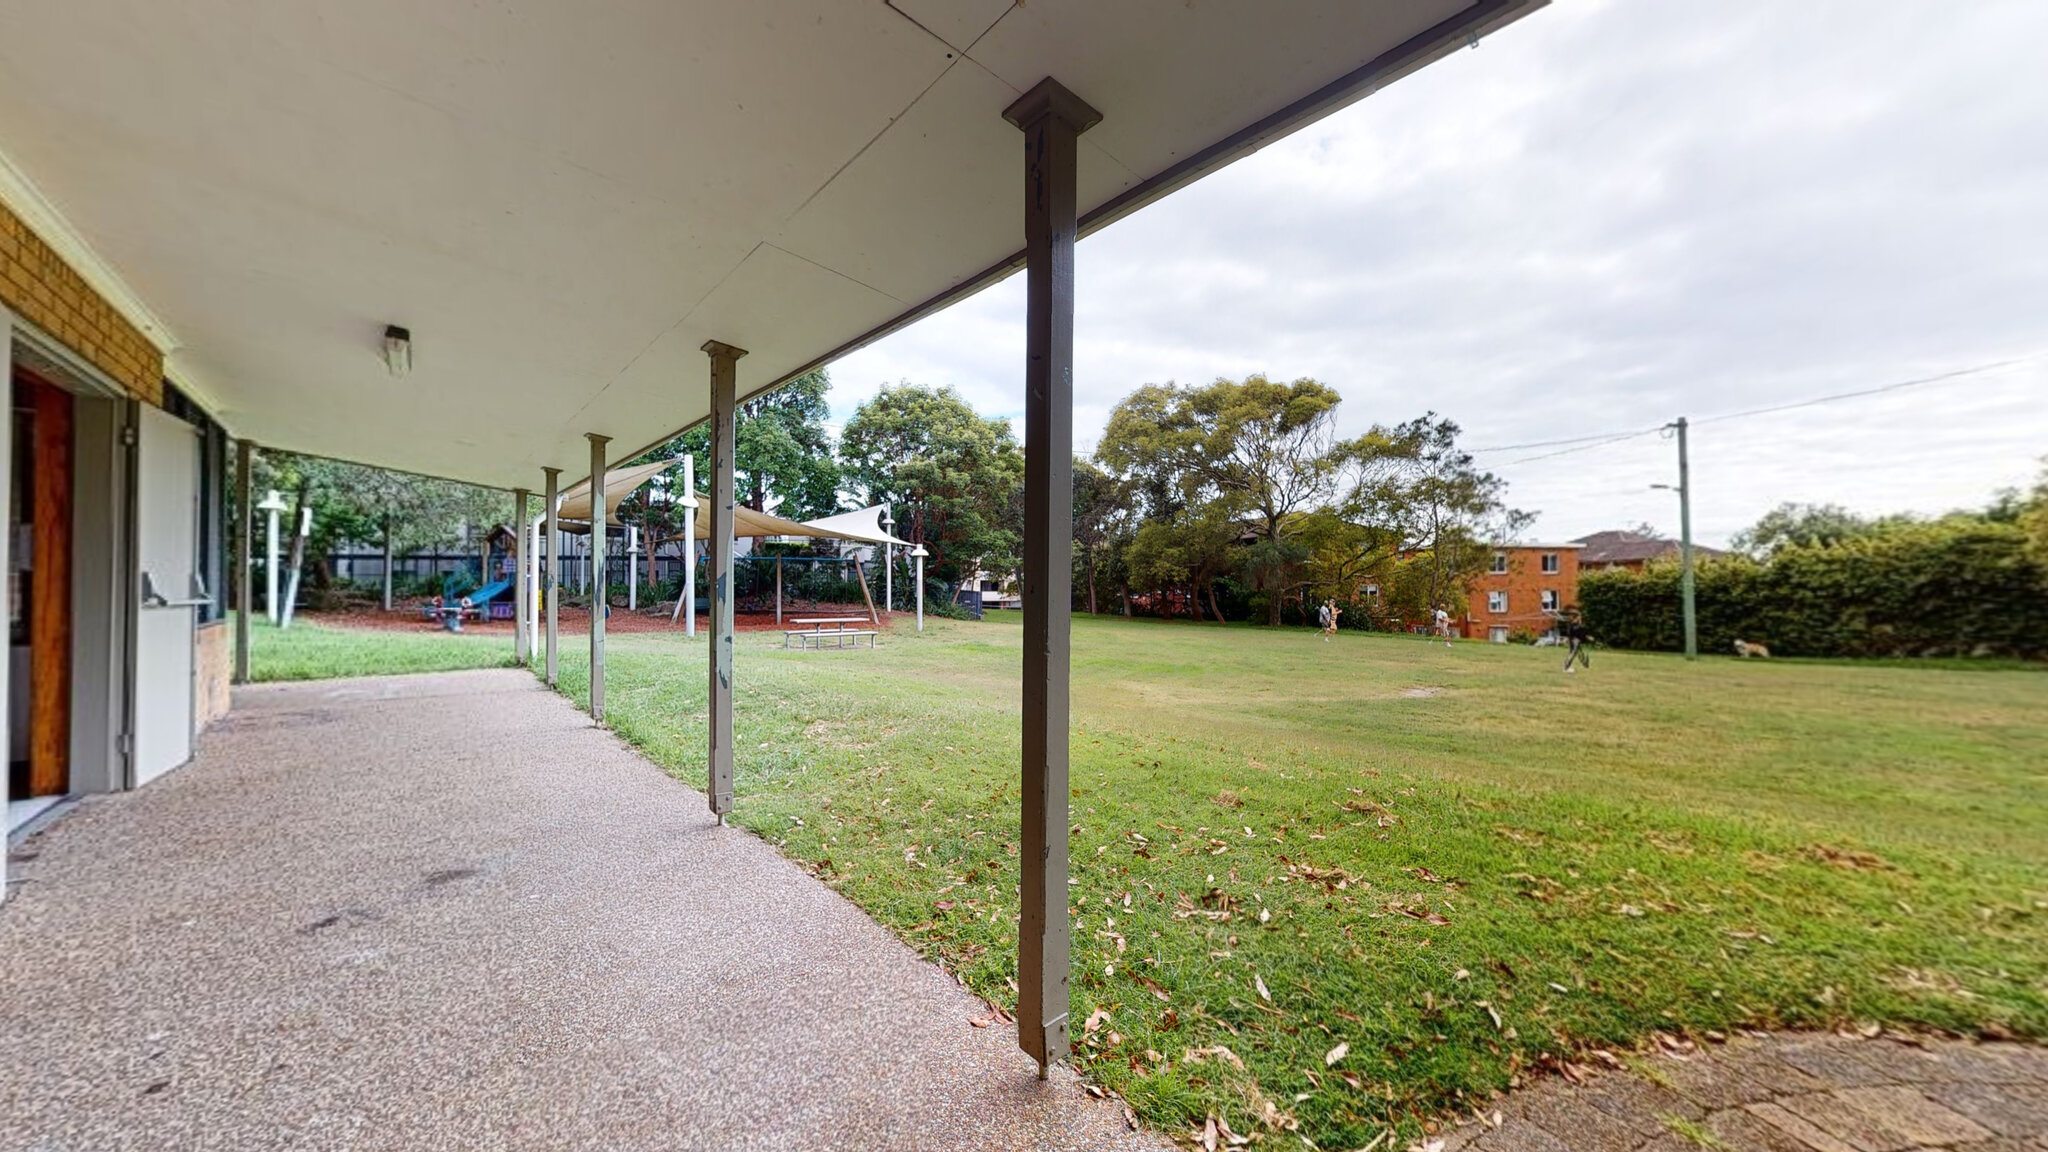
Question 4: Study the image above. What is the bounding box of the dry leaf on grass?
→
[1325,1041,1350,1066]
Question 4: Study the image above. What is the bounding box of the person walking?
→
[1318,598,1341,642]
[1560,611,1591,674]
[1433,605,1454,648]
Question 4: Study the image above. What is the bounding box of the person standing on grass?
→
[1321,599,1342,642]
[1433,604,1453,647]
[1561,611,1591,674]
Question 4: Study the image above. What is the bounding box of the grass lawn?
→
[543,615,2043,1148]
[245,614,515,682]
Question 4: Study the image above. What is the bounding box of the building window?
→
[1363,584,1379,600]
[1541,552,1560,574]
[1487,590,1507,613]
[1541,589,1559,612]
[1490,552,1508,574]
[1488,627,1509,644]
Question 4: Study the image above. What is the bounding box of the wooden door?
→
[10,371,71,798]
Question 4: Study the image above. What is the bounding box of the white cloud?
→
[830,0,2048,547]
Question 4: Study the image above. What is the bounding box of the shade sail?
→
[0,0,1546,489]
[554,460,680,525]
[698,499,836,541]
[800,506,913,547]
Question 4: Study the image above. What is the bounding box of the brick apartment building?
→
[1460,543,1582,642]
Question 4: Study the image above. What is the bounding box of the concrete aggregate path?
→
[0,670,1165,1152]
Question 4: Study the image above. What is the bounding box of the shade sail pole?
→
[703,341,746,822]
[1005,76,1100,1080]
[587,434,610,721]
[543,467,561,685]
[678,455,698,634]
[513,488,531,666]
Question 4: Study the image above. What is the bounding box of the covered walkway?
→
[0,671,1161,1151]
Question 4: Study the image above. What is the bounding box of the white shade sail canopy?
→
[553,460,682,526]
[0,0,1545,489]
[800,505,913,547]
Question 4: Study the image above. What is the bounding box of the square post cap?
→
[1003,78,1102,134]
[700,340,749,360]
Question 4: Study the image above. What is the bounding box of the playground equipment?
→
[422,572,514,632]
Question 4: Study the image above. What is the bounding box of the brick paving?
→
[1440,1034,2045,1152]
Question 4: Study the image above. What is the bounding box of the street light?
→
[910,542,929,631]
[255,489,289,623]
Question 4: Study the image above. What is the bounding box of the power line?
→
[1688,358,2029,427]
[1473,355,2036,464]
[1507,429,1661,466]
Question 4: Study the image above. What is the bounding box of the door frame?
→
[7,314,137,797]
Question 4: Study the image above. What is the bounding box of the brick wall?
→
[194,621,232,729]
[1462,546,1580,641]
[0,202,163,404]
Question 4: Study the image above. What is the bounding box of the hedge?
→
[1577,519,2048,659]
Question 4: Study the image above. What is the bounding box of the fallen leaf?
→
[1255,973,1272,1003]
[1325,1041,1350,1066]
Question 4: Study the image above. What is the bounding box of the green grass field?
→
[533,614,2048,1148]
[258,611,2048,1146]
[246,614,514,682]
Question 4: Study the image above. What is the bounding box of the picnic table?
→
[784,616,878,650]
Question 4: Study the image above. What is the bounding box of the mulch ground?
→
[301,600,900,636]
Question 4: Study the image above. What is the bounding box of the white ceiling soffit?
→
[0,0,1544,490]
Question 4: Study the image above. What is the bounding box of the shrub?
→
[1579,519,2048,658]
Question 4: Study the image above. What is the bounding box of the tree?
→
[1071,458,1125,615]
[254,452,510,604]
[659,369,840,520]
[839,383,1024,583]
[2013,460,2048,566]
[1343,413,1528,614]
[1731,502,1888,557]
[620,369,843,590]
[1098,376,1349,625]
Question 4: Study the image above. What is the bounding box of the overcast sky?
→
[828,0,2048,548]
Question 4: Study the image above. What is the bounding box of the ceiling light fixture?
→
[383,324,413,377]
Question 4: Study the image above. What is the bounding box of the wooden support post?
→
[1004,76,1099,1079]
[543,467,560,685]
[513,487,530,666]
[703,341,746,820]
[853,556,879,625]
[233,439,253,685]
[587,434,609,721]
[775,555,783,626]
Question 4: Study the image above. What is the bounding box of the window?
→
[1487,590,1507,613]
[1363,584,1379,600]
[1541,589,1559,612]
[1490,552,1508,574]
[1488,627,1510,644]
[1541,552,1560,574]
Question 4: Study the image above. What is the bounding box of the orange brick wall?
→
[1462,546,1580,640]
[0,202,163,404]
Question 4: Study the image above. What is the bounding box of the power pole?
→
[1661,417,1698,660]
